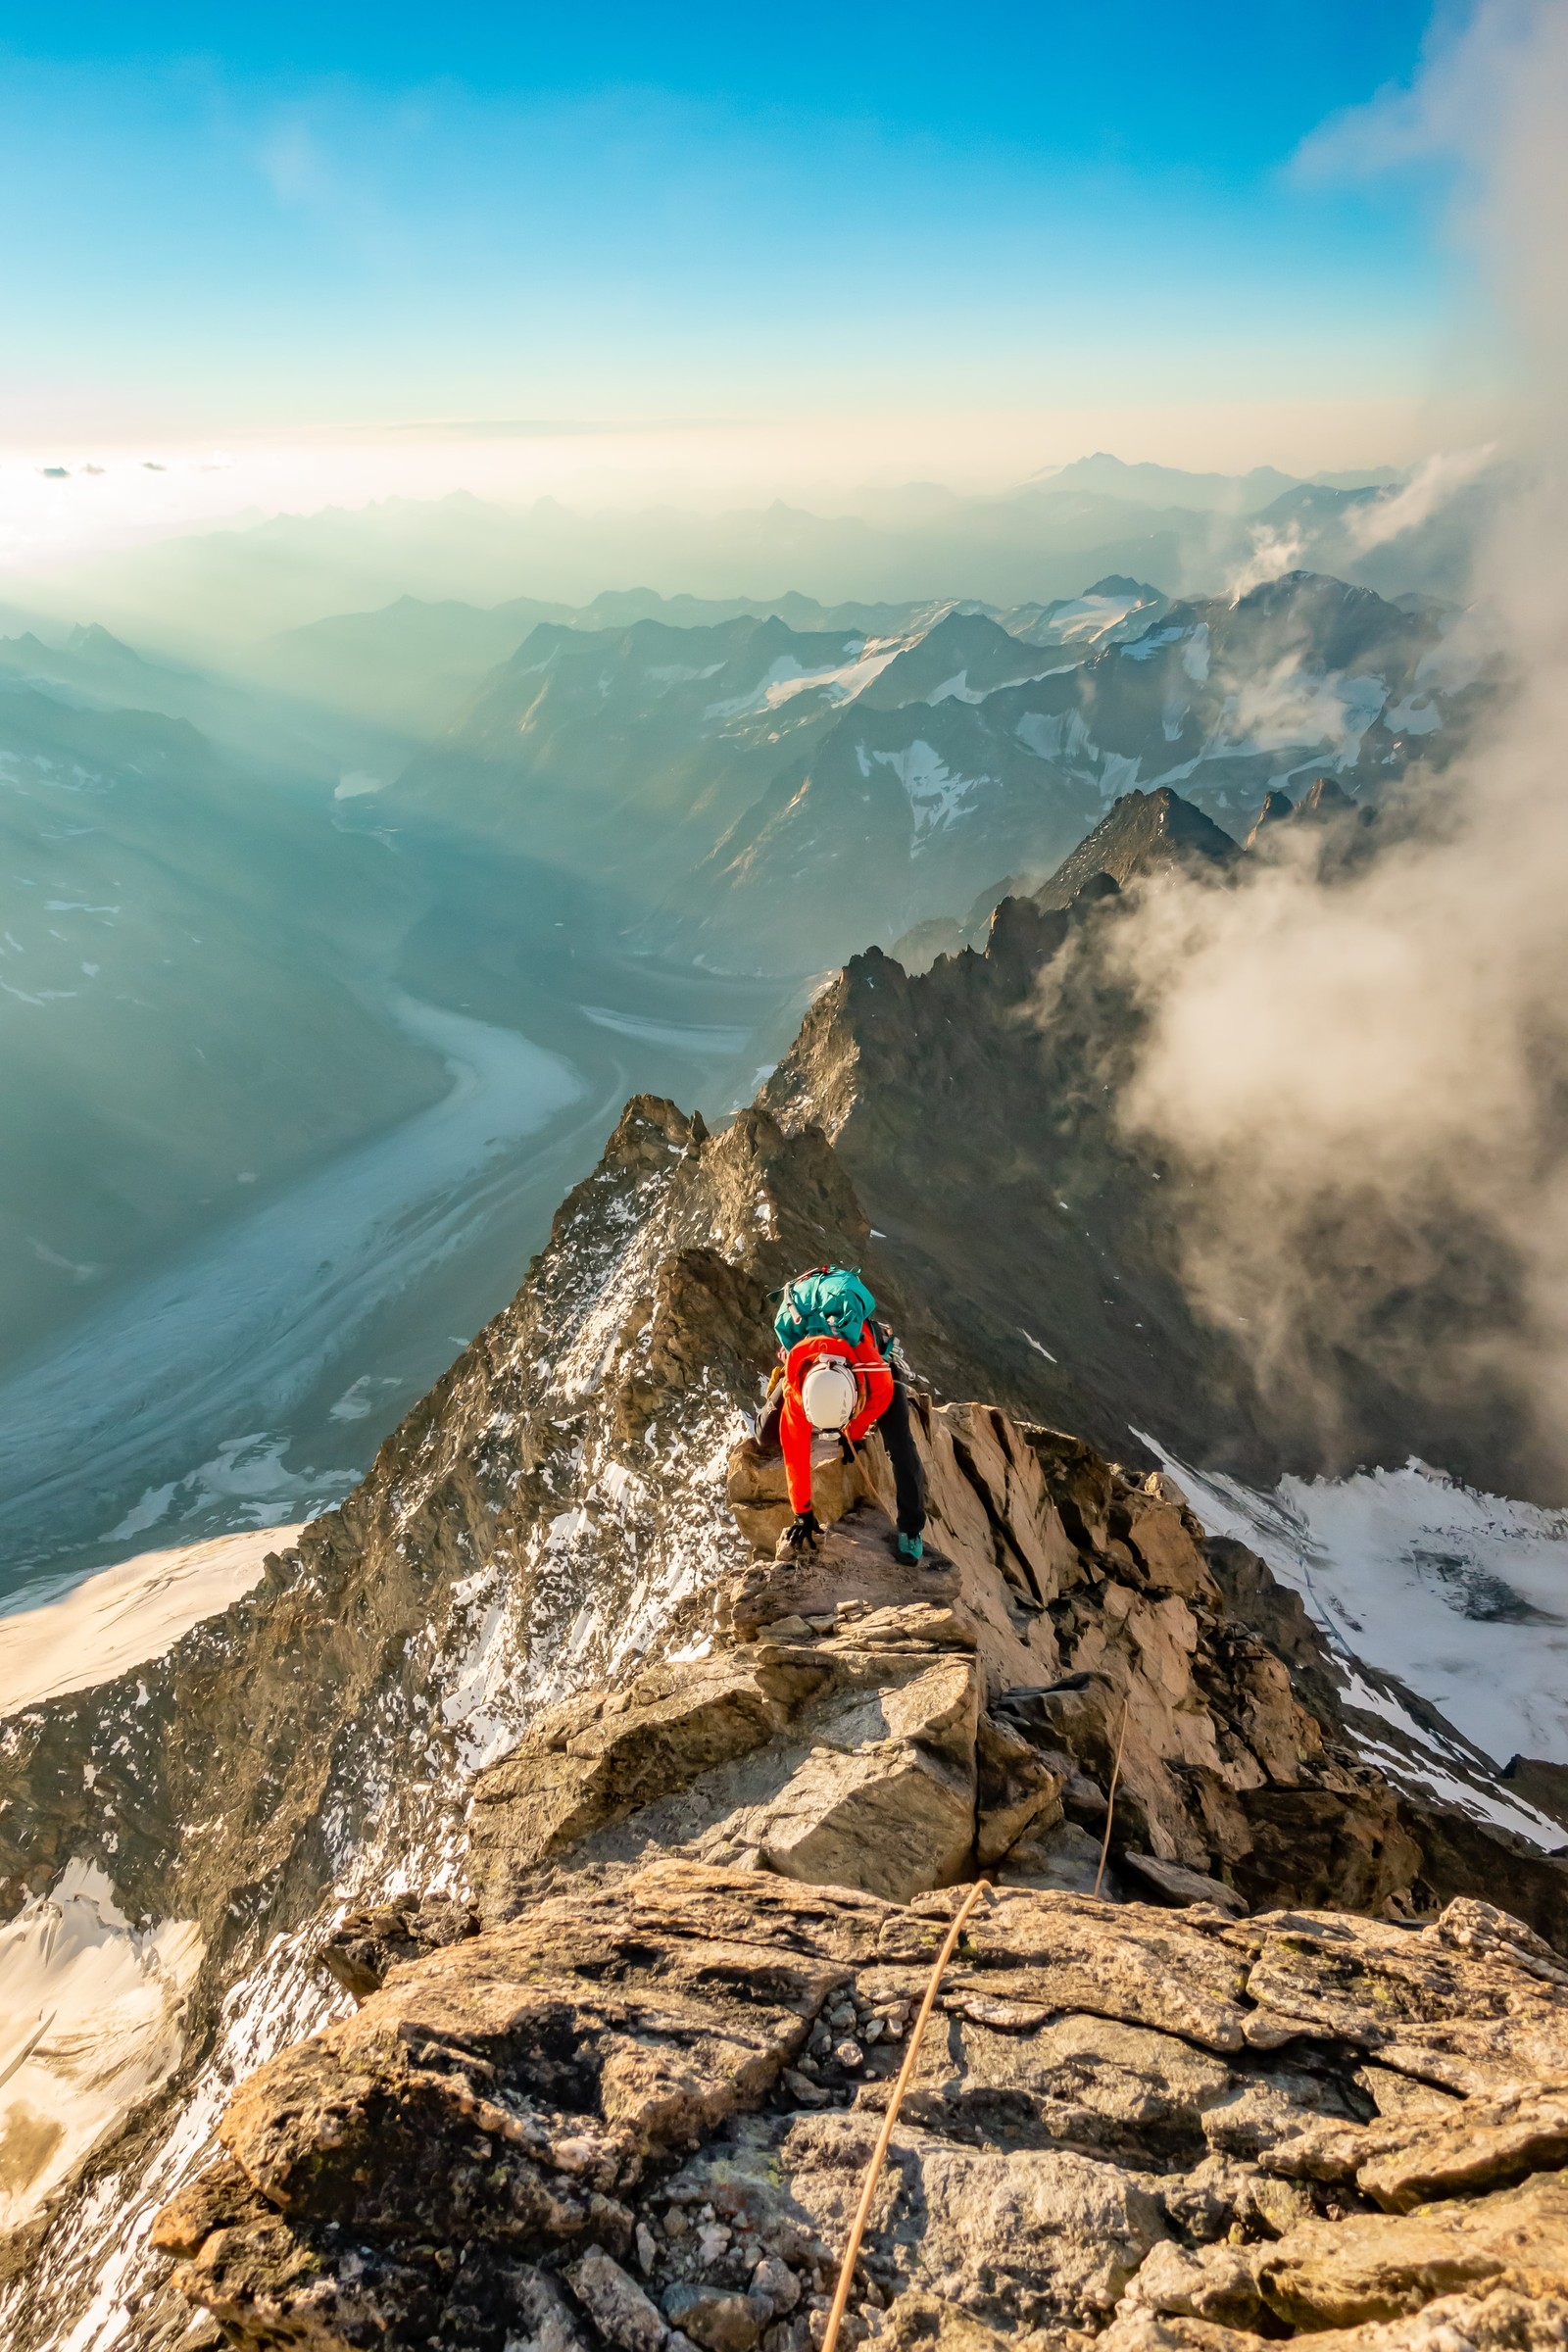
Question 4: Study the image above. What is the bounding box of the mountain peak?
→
[1245,787,1298,848]
[1033,786,1239,910]
[65,621,144,662]
[1034,452,1302,514]
[1297,772,1357,818]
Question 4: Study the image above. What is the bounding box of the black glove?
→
[838,1432,858,1463]
[781,1509,820,1553]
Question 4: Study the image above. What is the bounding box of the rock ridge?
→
[152,1423,1568,2351]
[5,1073,1563,2346]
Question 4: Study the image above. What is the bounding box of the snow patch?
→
[580,1005,749,1054]
[0,1524,304,1714]
[1384,694,1443,735]
[871,741,980,842]
[1123,626,1186,663]
[1218,661,1387,766]
[598,1461,646,1510]
[0,1863,203,2234]
[329,1374,401,1423]
[1016,709,1092,764]
[1142,1438,1568,1775]
[1043,590,1153,645]
[704,644,901,720]
[926,670,982,706]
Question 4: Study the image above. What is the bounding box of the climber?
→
[763,1265,928,1563]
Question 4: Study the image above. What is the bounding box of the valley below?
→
[0,929,801,1602]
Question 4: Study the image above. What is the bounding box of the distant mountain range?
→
[378,567,1491,975]
[1027,451,1398,509]
[14,451,1501,651]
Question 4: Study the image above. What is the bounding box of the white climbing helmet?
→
[801,1357,859,1432]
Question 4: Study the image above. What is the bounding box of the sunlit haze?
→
[0,0,1521,571]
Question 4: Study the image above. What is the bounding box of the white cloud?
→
[1084,1,1568,1492]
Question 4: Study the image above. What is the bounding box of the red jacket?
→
[779,1327,894,1516]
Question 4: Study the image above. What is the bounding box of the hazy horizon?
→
[0,1,1530,587]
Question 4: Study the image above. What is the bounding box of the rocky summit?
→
[148,1390,1568,2352]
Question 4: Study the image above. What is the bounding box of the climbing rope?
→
[817,1875,994,2352]
[1093,1692,1131,1899]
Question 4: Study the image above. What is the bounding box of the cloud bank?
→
[1097,1,1568,1495]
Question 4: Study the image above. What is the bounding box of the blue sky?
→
[0,2,1497,472]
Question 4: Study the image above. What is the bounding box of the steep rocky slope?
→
[4,1052,1564,2350]
[1031,789,1240,911]
[759,858,1543,1500]
[148,1446,1568,2352]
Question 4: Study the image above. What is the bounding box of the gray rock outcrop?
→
[156,1860,1568,2352]
[153,1418,1568,2352]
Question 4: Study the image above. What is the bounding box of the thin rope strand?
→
[816,1876,993,2352]
[1093,1692,1131,1899]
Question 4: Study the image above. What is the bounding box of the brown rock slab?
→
[161,1856,1568,2352]
[468,1654,829,1912]
[318,1888,480,2001]
[997,1814,1107,1893]
[1267,2084,1568,2214]
[1257,2171,1568,2328]
[1120,1852,1248,1917]
[879,1886,1253,2053]
[760,1741,974,1904]
[1240,1904,1568,2090]
[725,1510,959,1638]
[835,1601,978,1651]
[976,1708,1067,1868]
[1102,2286,1568,2352]
[752,1654,978,1902]
[662,2282,771,2351]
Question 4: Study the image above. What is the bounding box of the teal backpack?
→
[771,1265,876,1351]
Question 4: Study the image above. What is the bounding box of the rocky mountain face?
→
[133,1346,1568,2352]
[4,1034,1566,2350]
[1030,789,1240,912]
[376,570,1477,979]
[757,831,1544,1501]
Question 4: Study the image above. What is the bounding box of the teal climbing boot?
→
[895,1530,924,1564]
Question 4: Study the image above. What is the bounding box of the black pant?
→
[878,1366,927,1541]
[867,1319,926,1539]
